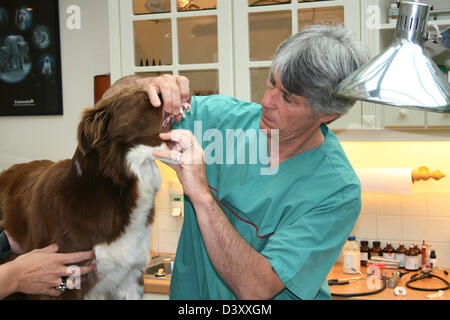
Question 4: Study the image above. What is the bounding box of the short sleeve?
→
[261,182,361,300]
[172,95,261,135]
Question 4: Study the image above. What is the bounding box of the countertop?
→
[328,263,449,300]
[144,277,170,294]
[143,262,449,300]
[143,252,171,295]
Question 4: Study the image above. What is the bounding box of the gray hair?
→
[270,24,369,118]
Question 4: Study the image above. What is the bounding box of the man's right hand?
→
[136,74,191,123]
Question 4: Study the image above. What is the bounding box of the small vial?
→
[430,250,437,268]
[421,240,427,268]
[360,240,370,267]
[388,3,400,23]
[426,243,432,266]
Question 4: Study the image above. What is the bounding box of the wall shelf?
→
[377,18,450,30]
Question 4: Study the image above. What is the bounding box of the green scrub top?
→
[170,95,361,300]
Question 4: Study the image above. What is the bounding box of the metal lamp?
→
[336,1,450,113]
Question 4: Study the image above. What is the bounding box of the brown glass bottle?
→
[405,245,419,271]
[413,243,422,267]
[396,243,408,268]
[360,240,370,267]
[370,241,382,258]
[382,243,396,261]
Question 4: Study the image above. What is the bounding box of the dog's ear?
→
[77,105,112,156]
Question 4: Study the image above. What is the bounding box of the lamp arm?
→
[433,26,450,49]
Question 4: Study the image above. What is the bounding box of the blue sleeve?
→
[261,183,361,300]
[172,95,262,135]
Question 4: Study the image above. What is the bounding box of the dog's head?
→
[76,88,163,184]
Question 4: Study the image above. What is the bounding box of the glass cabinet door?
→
[233,0,362,130]
[116,0,233,96]
[111,0,362,129]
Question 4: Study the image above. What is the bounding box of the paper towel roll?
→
[354,168,413,195]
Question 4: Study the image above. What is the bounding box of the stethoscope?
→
[329,268,449,298]
[405,268,450,292]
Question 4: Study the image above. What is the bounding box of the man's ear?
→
[318,113,339,125]
[77,105,112,156]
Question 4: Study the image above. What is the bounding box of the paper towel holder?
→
[170,179,184,217]
[355,166,445,195]
[412,166,445,182]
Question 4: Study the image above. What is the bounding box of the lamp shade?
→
[336,1,450,113]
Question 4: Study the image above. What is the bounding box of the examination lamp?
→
[336,1,450,113]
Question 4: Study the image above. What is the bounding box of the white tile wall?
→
[150,207,183,254]
[352,189,450,268]
[150,181,184,255]
[150,186,450,269]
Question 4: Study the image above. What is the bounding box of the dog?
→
[0,87,170,299]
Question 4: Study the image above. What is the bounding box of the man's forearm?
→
[191,192,284,300]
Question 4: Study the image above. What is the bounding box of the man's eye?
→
[282,94,291,103]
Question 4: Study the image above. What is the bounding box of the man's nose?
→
[261,88,277,109]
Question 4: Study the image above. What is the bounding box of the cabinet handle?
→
[399,109,408,118]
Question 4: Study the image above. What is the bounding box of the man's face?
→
[260,72,330,144]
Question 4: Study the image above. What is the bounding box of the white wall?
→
[0,0,110,170]
[342,142,450,268]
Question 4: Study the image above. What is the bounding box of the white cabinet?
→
[109,0,363,130]
[383,108,426,128]
[108,0,450,134]
[360,0,450,129]
[232,0,363,131]
[109,0,234,96]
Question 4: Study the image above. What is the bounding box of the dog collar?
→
[0,228,12,259]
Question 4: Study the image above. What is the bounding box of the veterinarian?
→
[0,228,96,299]
[111,24,369,300]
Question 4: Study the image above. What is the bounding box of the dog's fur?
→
[0,88,167,299]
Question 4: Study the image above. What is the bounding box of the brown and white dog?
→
[0,88,170,299]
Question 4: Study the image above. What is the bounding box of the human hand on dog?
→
[4,244,95,298]
[136,74,191,123]
[153,130,210,203]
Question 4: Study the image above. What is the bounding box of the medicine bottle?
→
[360,240,370,267]
[430,250,437,268]
[413,243,422,268]
[421,240,427,268]
[342,236,361,274]
[383,243,395,261]
[370,241,382,257]
[343,236,360,274]
[426,243,432,266]
[395,243,408,268]
[405,245,419,271]
[388,3,400,23]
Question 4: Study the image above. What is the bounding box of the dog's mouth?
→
[161,114,178,150]
[161,103,191,152]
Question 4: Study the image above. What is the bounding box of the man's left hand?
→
[153,130,210,202]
